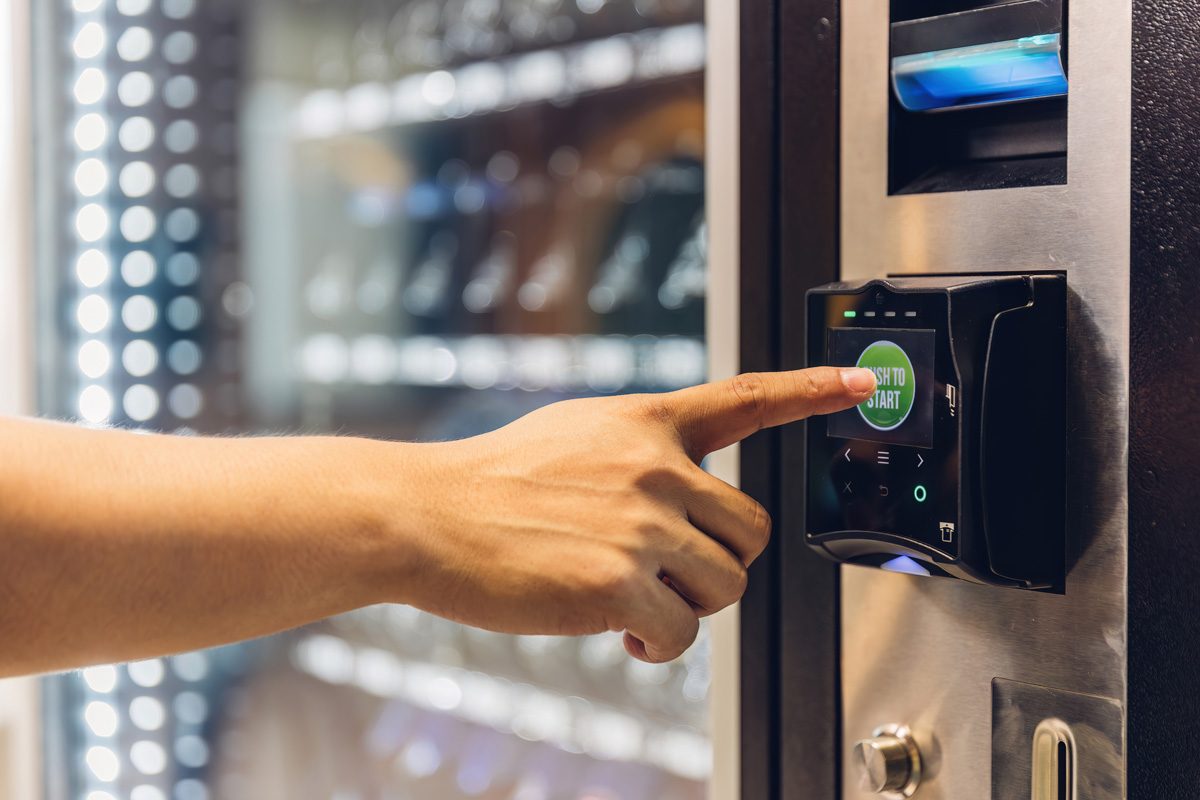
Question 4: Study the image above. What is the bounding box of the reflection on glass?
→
[40,0,708,798]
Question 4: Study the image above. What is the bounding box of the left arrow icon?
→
[844,448,852,462]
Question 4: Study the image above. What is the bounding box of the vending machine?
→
[727,0,1200,797]
[25,1,715,798]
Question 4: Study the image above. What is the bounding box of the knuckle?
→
[730,562,750,598]
[636,394,676,428]
[676,616,701,654]
[729,373,768,428]
[794,369,821,399]
[747,501,773,558]
[590,555,646,606]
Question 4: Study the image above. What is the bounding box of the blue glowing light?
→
[881,555,932,577]
[892,33,1068,112]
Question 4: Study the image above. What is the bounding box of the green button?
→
[914,484,928,503]
[855,340,917,431]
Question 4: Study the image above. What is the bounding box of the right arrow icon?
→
[917,453,925,468]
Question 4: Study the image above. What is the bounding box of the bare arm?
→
[0,367,875,676]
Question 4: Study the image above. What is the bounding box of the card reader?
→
[805,274,1066,590]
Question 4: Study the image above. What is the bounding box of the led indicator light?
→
[843,310,857,318]
[913,484,928,503]
[881,555,931,577]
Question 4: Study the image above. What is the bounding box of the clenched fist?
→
[396,367,878,663]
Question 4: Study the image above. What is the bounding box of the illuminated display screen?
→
[827,328,936,448]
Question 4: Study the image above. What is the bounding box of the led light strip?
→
[71,0,116,425]
[296,23,708,139]
[69,0,213,430]
[77,655,215,800]
[292,633,712,783]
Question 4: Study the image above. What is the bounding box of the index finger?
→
[664,367,877,459]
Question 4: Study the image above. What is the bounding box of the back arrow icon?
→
[917,453,925,468]
[844,448,852,462]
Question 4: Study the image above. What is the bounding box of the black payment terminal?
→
[805,274,1066,590]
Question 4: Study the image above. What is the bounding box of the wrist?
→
[332,436,450,609]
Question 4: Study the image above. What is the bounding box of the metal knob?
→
[853,724,922,797]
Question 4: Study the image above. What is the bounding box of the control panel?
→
[805,274,1066,589]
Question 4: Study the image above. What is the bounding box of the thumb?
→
[663,367,877,459]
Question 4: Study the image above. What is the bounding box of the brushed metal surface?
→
[839,2,1131,798]
[994,680,1124,800]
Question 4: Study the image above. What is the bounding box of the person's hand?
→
[398,367,877,663]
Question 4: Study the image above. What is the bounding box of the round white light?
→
[162,31,196,64]
[81,665,118,693]
[121,250,156,287]
[121,295,157,332]
[221,282,253,317]
[86,792,117,800]
[74,203,109,242]
[301,335,349,383]
[166,340,201,375]
[120,206,156,242]
[119,161,156,197]
[129,740,166,775]
[116,0,152,15]
[163,164,199,198]
[168,384,202,419]
[78,385,112,423]
[75,249,110,287]
[171,652,208,682]
[163,119,198,153]
[123,384,159,421]
[118,116,155,152]
[74,68,107,105]
[76,294,111,333]
[72,0,104,11]
[164,208,200,242]
[173,691,207,724]
[73,113,108,151]
[122,340,158,377]
[73,22,106,59]
[165,252,199,285]
[166,296,201,330]
[74,158,109,196]
[78,340,112,379]
[117,71,154,107]
[130,786,165,800]
[422,70,456,106]
[174,735,208,768]
[84,700,119,737]
[129,695,165,731]
[162,75,197,109]
[127,658,164,687]
[117,27,153,61]
[161,0,196,19]
[85,745,120,782]
[173,779,208,800]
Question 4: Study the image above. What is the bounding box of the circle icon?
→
[856,340,916,431]
[913,485,928,503]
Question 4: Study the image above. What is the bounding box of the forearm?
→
[0,417,426,676]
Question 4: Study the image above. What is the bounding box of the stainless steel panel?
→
[993,679,1124,800]
[839,2,1131,798]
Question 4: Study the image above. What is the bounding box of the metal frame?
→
[777,1,844,798]
[0,0,42,795]
[736,0,782,797]
[838,1,1131,796]
[705,0,743,797]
